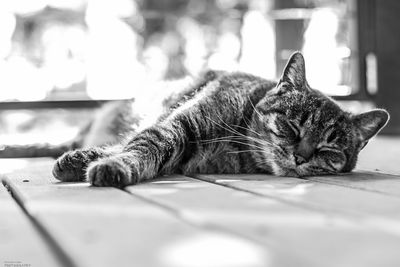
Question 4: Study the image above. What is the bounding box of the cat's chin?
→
[281,169,301,178]
[272,164,301,177]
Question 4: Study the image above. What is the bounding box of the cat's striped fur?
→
[53,52,389,187]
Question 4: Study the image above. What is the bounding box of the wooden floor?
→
[1,136,400,267]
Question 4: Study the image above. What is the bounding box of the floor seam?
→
[1,177,77,267]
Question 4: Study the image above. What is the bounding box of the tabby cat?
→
[52,52,389,187]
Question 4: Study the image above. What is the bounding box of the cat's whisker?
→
[227,149,265,154]
[201,136,281,158]
[237,115,256,134]
[199,139,266,151]
[209,134,268,148]
[204,115,268,149]
[208,133,280,156]
[244,135,278,151]
[198,135,265,148]
[242,115,252,127]
[206,114,260,145]
[197,136,242,143]
[247,95,263,119]
[231,123,261,137]
[210,114,245,137]
[211,118,276,154]
[253,137,286,155]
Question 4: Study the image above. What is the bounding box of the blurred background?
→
[0,0,399,152]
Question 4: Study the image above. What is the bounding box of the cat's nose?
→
[294,153,307,165]
[294,138,315,165]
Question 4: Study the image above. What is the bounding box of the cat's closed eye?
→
[317,146,341,153]
[276,118,300,141]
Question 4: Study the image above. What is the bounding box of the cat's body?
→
[52,52,389,187]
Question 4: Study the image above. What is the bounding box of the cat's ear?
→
[279,51,307,89]
[353,109,390,142]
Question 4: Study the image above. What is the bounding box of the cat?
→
[52,52,390,187]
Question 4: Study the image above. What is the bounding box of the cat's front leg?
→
[87,124,187,187]
[52,146,121,182]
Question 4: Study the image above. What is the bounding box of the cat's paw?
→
[87,158,135,188]
[52,149,99,182]
[53,150,88,182]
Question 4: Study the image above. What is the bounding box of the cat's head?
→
[250,52,389,177]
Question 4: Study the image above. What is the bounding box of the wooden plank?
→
[2,159,275,267]
[127,175,400,267]
[306,171,400,197]
[0,176,60,267]
[193,173,400,227]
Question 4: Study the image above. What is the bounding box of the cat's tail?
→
[0,142,75,158]
[0,99,138,159]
